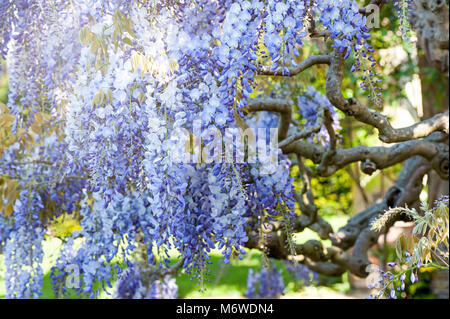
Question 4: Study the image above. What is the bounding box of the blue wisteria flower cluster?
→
[115,264,178,299]
[245,262,285,298]
[297,86,342,145]
[3,189,44,298]
[284,260,318,287]
[0,133,86,297]
[317,0,371,59]
[315,0,382,105]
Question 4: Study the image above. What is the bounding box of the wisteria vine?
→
[0,0,429,299]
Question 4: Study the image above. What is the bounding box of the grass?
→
[0,215,352,299]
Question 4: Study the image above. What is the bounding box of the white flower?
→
[114,89,128,103]
[190,88,201,101]
[272,11,283,24]
[275,2,288,15]
[92,23,104,36]
[160,81,178,107]
[114,69,132,90]
[95,107,106,119]
[229,2,241,15]
[284,17,296,29]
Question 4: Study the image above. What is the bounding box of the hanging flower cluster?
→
[245,262,285,298]
[297,86,342,145]
[115,264,178,299]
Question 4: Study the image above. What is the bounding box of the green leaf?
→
[122,37,133,46]
[396,233,406,260]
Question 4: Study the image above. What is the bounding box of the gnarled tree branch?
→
[326,50,449,143]
[257,54,331,77]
